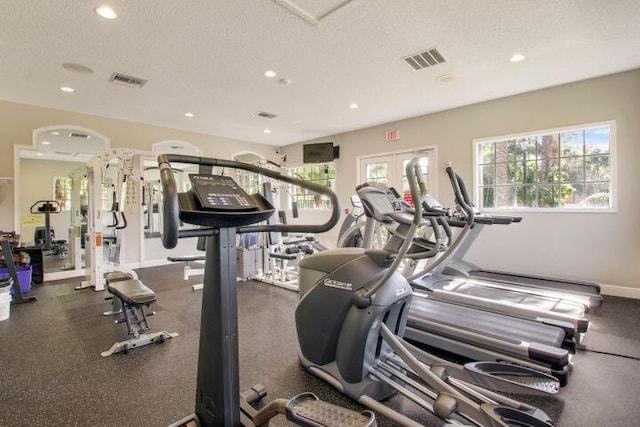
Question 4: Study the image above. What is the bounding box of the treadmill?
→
[356,186,573,384]
[438,166,602,309]
[358,185,590,335]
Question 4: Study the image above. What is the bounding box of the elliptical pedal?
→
[465,362,560,395]
[285,393,376,426]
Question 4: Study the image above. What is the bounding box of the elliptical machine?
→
[295,158,558,427]
[30,200,67,255]
[158,154,376,427]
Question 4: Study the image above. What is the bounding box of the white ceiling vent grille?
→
[403,48,446,71]
[257,111,278,119]
[109,72,148,88]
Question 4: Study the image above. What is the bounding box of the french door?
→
[358,149,435,203]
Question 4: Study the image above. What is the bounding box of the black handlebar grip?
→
[158,156,179,249]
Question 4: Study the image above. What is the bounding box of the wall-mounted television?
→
[303,142,339,163]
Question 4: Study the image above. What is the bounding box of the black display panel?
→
[303,142,334,163]
[189,174,259,211]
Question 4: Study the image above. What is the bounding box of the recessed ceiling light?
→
[95,6,118,19]
[349,103,359,110]
[41,141,51,145]
[264,129,271,134]
[184,112,195,118]
[51,131,60,135]
[60,86,76,92]
[264,70,277,78]
[62,63,95,74]
[510,53,525,63]
[36,152,44,156]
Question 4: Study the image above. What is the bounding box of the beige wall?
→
[2,70,639,294]
[282,69,640,295]
[0,100,277,230]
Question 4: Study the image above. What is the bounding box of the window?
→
[475,121,614,210]
[287,163,336,209]
[53,177,72,211]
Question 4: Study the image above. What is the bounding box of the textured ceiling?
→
[1,0,639,146]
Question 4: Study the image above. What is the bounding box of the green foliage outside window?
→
[477,125,611,209]
[288,163,336,209]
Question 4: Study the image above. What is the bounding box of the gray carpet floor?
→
[1,263,639,426]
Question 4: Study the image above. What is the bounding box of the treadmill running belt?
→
[408,297,566,348]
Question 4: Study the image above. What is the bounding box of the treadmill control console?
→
[189,174,258,211]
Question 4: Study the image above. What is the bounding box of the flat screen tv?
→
[303,142,335,163]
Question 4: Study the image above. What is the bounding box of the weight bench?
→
[102,271,135,316]
[267,250,299,287]
[167,255,205,291]
[101,278,178,357]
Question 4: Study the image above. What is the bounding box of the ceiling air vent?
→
[109,72,148,88]
[69,132,91,138]
[403,47,446,71]
[257,111,278,119]
[54,151,74,155]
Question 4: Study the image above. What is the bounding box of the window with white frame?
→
[53,177,72,211]
[475,121,614,210]
[287,163,336,209]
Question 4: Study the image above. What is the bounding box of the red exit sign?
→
[386,130,399,142]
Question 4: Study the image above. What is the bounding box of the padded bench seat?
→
[107,279,156,306]
[106,271,134,284]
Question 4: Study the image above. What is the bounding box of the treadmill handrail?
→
[446,166,519,225]
[445,167,475,226]
[157,154,340,249]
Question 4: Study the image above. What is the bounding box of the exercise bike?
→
[295,157,558,427]
[158,154,376,427]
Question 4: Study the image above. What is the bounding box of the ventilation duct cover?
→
[109,72,148,88]
[403,48,446,71]
[257,111,278,119]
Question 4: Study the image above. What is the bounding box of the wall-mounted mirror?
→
[16,126,109,281]
[141,141,204,265]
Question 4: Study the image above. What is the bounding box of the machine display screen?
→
[189,174,259,211]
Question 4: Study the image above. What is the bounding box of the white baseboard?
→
[44,268,86,282]
[600,283,640,299]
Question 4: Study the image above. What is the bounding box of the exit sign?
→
[386,130,399,142]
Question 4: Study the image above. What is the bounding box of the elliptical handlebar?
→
[353,157,427,307]
[30,200,62,214]
[157,154,341,249]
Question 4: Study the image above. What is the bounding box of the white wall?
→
[282,69,640,296]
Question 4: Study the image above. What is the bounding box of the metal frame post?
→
[195,227,241,426]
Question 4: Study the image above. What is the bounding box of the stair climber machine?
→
[158,154,376,427]
[295,157,559,427]
[351,183,575,384]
